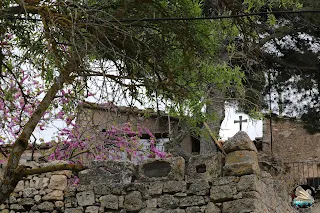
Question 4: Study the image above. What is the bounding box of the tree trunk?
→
[200,86,225,155]
[0,59,79,204]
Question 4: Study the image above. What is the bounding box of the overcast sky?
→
[220,106,263,140]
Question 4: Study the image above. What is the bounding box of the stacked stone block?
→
[214,131,297,213]
[0,161,72,213]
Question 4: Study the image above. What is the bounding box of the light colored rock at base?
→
[48,175,68,190]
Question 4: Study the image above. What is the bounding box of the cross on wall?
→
[234,116,247,131]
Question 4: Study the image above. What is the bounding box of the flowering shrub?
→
[48,122,168,164]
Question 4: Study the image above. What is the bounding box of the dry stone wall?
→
[263,117,320,161]
[1,131,298,213]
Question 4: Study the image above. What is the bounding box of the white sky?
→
[220,105,263,140]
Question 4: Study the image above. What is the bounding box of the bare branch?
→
[21,163,86,176]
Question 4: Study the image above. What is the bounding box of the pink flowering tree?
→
[48,123,168,164]
[0,0,245,203]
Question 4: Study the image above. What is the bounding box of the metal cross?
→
[234,116,247,131]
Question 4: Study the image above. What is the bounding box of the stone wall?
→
[0,132,298,213]
[263,117,320,162]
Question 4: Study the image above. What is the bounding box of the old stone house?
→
[76,102,201,155]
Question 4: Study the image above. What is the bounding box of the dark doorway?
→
[191,137,200,154]
[307,177,320,192]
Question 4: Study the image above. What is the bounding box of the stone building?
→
[76,102,201,155]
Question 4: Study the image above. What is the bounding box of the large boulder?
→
[138,157,185,182]
[79,160,137,185]
[223,151,260,176]
[223,132,260,176]
[223,131,257,154]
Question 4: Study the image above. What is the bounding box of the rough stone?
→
[174,193,187,197]
[10,204,24,211]
[54,200,64,208]
[210,185,237,202]
[223,131,257,154]
[65,196,77,208]
[93,183,122,195]
[165,209,186,213]
[39,177,50,189]
[34,201,54,211]
[48,175,68,190]
[79,160,136,185]
[42,190,64,201]
[222,198,260,213]
[139,208,166,213]
[77,185,93,192]
[126,183,149,199]
[163,181,187,193]
[124,191,144,211]
[142,161,171,177]
[76,191,95,206]
[146,198,157,208]
[30,177,40,189]
[205,202,220,213]
[22,188,37,198]
[14,181,24,192]
[187,154,222,181]
[187,180,210,195]
[65,187,77,197]
[186,206,201,213]
[54,170,73,178]
[8,195,17,204]
[0,204,6,210]
[138,157,185,181]
[65,207,84,213]
[223,151,260,176]
[34,195,41,203]
[179,196,205,207]
[2,152,299,213]
[85,206,99,213]
[100,194,119,210]
[211,177,239,186]
[119,196,124,208]
[20,198,35,206]
[158,195,179,209]
[237,175,260,192]
[242,191,261,199]
[148,182,163,195]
